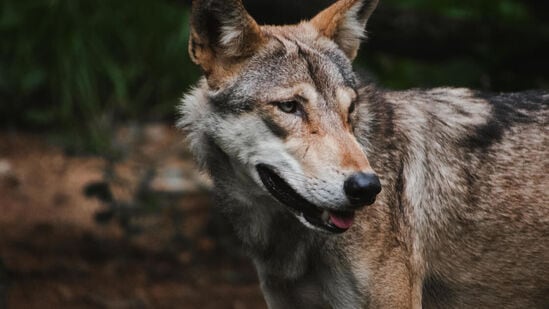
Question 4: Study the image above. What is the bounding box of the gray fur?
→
[179,0,549,307]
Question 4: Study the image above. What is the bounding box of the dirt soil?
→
[0,127,266,309]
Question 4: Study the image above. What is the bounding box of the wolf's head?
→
[180,0,381,234]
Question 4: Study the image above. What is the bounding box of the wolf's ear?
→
[189,0,264,85]
[310,0,378,60]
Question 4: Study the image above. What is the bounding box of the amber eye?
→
[276,101,299,114]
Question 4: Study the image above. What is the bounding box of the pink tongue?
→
[329,212,355,229]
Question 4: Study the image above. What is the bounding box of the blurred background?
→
[0,0,548,308]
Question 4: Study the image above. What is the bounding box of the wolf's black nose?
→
[344,173,381,206]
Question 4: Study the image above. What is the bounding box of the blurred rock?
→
[0,160,11,175]
[151,162,212,194]
[0,159,19,188]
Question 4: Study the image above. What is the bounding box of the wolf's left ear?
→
[189,0,264,86]
[310,0,379,60]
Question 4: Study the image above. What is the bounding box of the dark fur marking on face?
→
[462,90,547,151]
[297,44,358,92]
[262,116,289,139]
[297,46,323,92]
[209,87,255,115]
[323,49,357,89]
[262,34,290,60]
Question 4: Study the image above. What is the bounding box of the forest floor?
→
[0,125,266,309]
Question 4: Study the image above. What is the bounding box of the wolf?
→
[178,0,549,307]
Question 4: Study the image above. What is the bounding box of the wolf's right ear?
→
[189,0,264,86]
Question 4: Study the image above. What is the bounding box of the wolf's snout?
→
[344,173,381,206]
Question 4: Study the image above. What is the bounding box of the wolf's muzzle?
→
[256,164,355,233]
[344,172,381,207]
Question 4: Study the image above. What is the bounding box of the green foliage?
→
[361,54,485,90]
[364,0,549,91]
[0,0,199,153]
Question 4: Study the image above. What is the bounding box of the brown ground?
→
[0,127,266,309]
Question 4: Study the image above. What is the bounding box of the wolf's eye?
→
[276,101,299,114]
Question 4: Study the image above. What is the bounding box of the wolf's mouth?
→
[256,164,355,234]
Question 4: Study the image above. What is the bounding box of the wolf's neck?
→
[236,202,363,308]
[225,190,326,279]
[203,138,327,278]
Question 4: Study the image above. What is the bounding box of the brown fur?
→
[181,0,549,308]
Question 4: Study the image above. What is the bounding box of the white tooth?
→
[321,210,330,223]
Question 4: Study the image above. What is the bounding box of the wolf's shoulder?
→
[375,86,547,151]
[382,87,548,107]
[380,86,548,120]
